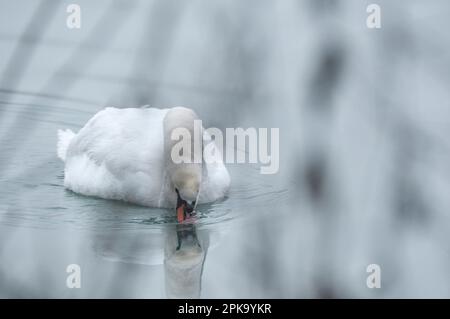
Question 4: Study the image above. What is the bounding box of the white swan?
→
[57,106,230,215]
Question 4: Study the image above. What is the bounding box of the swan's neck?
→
[163,107,203,191]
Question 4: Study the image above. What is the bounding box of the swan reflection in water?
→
[92,216,209,298]
[164,221,207,298]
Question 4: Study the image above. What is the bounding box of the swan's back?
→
[69,107,167,175]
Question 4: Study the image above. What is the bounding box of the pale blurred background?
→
[0,0,449,298]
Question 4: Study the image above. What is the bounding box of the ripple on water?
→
[0,164,290,231]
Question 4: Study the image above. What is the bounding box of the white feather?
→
[57,129,75,161]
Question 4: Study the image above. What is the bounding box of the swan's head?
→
[173,170,200,222]
[175,175,199,202]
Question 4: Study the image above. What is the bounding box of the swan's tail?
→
[57,129,75,162]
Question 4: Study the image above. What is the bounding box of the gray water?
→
[1,0,450,298]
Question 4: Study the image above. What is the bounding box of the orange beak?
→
[177,202,186,223]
